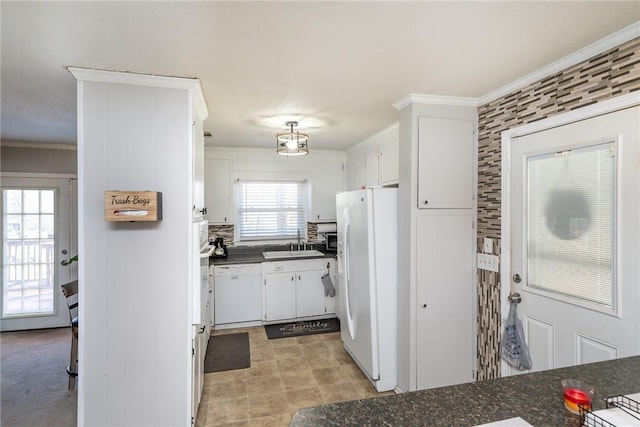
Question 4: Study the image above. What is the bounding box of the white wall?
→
[1,143,77,174]
[77,79,195,426]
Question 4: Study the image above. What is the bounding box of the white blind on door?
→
[526,141,615,310]
[237,180,307,241]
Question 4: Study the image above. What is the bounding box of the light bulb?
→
[286,138,298,150]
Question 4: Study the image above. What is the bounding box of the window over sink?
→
[236,180,307,242]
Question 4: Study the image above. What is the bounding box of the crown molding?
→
[393,94,479,111]
[479,21,640,106]
[1,141,77,150]
[66,67,209,119]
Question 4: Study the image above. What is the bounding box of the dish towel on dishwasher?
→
[321,274,335,297]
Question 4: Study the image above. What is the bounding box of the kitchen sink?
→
[262,250,325,259]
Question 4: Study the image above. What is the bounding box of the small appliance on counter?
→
[211,237,227,257]
[325,233,337,253]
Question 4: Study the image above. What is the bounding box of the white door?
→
[337,190,377,381]
[1,177,78,331]
[508,106,640,373]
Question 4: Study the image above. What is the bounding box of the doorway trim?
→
[499,91,640,376]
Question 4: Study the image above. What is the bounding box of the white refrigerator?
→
[336,188,398,392]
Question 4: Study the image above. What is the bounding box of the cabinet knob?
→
[423,304,427,308]
[199,207,207,214]
[423,200,428,205]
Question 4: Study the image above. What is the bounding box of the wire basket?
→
[579,394,640,427]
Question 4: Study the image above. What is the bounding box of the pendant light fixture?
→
[276,121,309,156]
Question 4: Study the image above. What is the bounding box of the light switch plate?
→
[483,238,493,254]
[477,253,499,272]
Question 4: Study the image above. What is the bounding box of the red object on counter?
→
[564,387,592,413]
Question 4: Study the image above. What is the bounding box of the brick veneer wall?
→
[475,37,640,380]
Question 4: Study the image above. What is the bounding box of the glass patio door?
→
[1,177,77,331]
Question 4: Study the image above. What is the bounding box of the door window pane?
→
[2,189,56,316]
[526,141,615,310]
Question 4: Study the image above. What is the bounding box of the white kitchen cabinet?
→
[379,140,399,186]
[193,120,205,218]
[204,159,230,223]
[365,149,379,188]
[296,270,327,317]
[312,161,343,221]
[417,117,474,209]
[396,98,477,393]
[416,211,474,389]
[351,152,366,191]
[263,258,336,321]
[264,272,297,321]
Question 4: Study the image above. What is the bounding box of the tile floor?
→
[195,325,393,427]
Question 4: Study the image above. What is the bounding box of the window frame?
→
[234,179,308,243]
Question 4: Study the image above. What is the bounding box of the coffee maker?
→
[213,237,227,256]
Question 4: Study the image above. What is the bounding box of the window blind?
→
[237,180,307,241]
[527,141,615,310]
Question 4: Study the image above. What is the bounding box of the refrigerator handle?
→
[343,222,356,340]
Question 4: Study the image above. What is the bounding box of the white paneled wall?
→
[72,69,204,426]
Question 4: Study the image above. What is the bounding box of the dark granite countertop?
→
[210,244,336,266]
[290,356,640,427]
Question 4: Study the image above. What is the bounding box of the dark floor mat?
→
[204,332,250,373]
[265,318,340,339]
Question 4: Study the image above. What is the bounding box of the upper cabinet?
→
[417,117,474,209]
[365,149,379,188]
[204,159,230,224]
[349,152,366,191]
[378,140,399,186]
[193,120,206,218]
[311,160,343,221]
[347,123,399,190]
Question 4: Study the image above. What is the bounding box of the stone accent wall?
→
[208,224,234,246]
[208,222,323,246]
[475,37,640,380]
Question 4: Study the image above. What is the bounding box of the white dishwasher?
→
[213,263,262,325]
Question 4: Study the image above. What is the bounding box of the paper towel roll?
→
[317,223,337,233]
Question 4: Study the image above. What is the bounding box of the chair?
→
[60,280,78,390]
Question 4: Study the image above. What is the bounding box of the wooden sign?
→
[105,191,162,222]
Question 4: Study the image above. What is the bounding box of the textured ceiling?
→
[1,1,639,151]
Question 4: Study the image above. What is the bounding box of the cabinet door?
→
[365,149,379,188]
[351,153,366,191]
[416,212,474,389]
[417,117,473,209]
[204,159,230,223]
[312,161,343,221]
[296,270,326,318]
[379,140,399,185]
[193,120,205,218]
[264,273,296,321]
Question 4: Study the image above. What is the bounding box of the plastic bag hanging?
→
[500,301,532,370]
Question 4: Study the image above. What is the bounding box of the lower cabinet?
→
[264,273,297,321]
[263,258,336,322]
